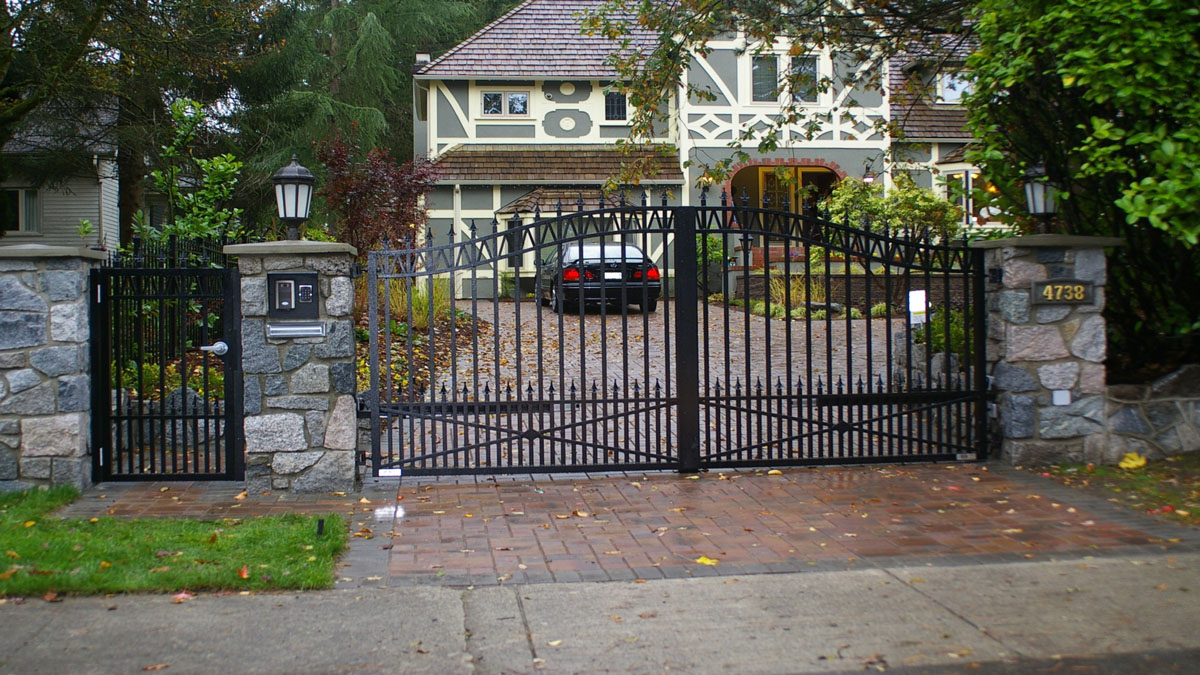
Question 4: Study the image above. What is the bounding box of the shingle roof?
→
[415,0,655,79]
[889,37,974,140]
[433,144,683,184]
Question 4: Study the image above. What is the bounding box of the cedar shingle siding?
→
[434,144,683,183]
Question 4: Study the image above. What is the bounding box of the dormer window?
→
[482,91,529,116]
[937,72,972,104]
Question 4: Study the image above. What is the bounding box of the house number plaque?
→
[1031,279,1094,305]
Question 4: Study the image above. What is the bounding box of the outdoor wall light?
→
[1023,161,1058,216]
[272,155,315,241]
[862,159,877,184]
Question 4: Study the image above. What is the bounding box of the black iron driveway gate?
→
[366,197,987,476]
[90,238,243,481]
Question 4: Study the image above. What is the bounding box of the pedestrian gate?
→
[90,238,243,480]
[366,199,986,475]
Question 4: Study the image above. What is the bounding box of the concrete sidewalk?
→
[1,552,1197,673]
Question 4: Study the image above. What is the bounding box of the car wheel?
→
[552,286,565,313]
[643,298,658,313]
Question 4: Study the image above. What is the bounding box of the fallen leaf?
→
[604,550,621,555]
[573,510,590,518]
[233,491,247,500]
[331,491,347,497]
[89,518,99,524]
[359,497,371,504]
[695,556,719,566]
[238,565,250,579]
[159,487,169,492]
[5,551,18,559]
[547,640,562,647]
[1118,452,1147,470]
[554,514,571,519]
[767,469,783,475]
[99,561,112,570]
[141,664,170,671]
[170,592,192,604]
[149,566,171,573]
[23,521,35,528]
[42,591,62,603]
[999,528,1024,534]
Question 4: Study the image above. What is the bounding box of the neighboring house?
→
[1,127,120,251]
[412,0,978,292]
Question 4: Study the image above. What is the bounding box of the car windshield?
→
[562,244,643,264]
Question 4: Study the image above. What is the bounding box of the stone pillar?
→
[974,235,1122,464]
[224,241,358,493]
[0,245,106,490]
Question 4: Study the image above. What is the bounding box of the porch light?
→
[1023,162,1057,216]
[272,155,315,241]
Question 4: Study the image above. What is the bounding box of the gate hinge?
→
[351,263,364,279]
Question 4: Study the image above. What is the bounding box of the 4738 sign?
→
[1031,279,1094,305]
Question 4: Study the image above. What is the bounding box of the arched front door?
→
[730,165,839,214]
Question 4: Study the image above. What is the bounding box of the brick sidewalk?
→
[382,464,1199,586]
[52,464,1200,587]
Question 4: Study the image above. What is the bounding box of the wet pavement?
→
[55,463,1200,589]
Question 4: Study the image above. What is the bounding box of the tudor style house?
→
[412,0,977,293]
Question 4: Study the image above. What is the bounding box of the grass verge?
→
[0,487,347,597]
[1036,453,1200,525]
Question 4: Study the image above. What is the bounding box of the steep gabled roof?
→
[415,0,655,80]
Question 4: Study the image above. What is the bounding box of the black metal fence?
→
[366,195,986,475]
[90,236,243,480]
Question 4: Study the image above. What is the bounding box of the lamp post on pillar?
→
[1023,161,1058,233]
[272,155,315,241]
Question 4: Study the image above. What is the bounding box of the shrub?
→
[912,307,970,362]
[870,302,890,318]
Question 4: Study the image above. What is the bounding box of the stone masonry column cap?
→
[223,241,357,256]
[0,244,107,260]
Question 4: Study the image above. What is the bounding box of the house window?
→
[945,170,987,225]
[482,91,529,116]
[751,55,779,102]
[604,91,627,121]
[938,72,972,104]
[790,55,819,103]
[1,188,38,233]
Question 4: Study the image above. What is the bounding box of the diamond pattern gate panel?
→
[90,239,243,481]
[366,199,987,476]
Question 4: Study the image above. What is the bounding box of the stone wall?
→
[225,241,359,493]
[1102,365,1200,463]
[0,246,105,490]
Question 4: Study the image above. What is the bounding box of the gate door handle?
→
[200,341,229,357]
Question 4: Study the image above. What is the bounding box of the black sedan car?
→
[538,242,661,312]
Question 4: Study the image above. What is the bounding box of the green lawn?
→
[1038,453,1200,525]
[0,487,346,597]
